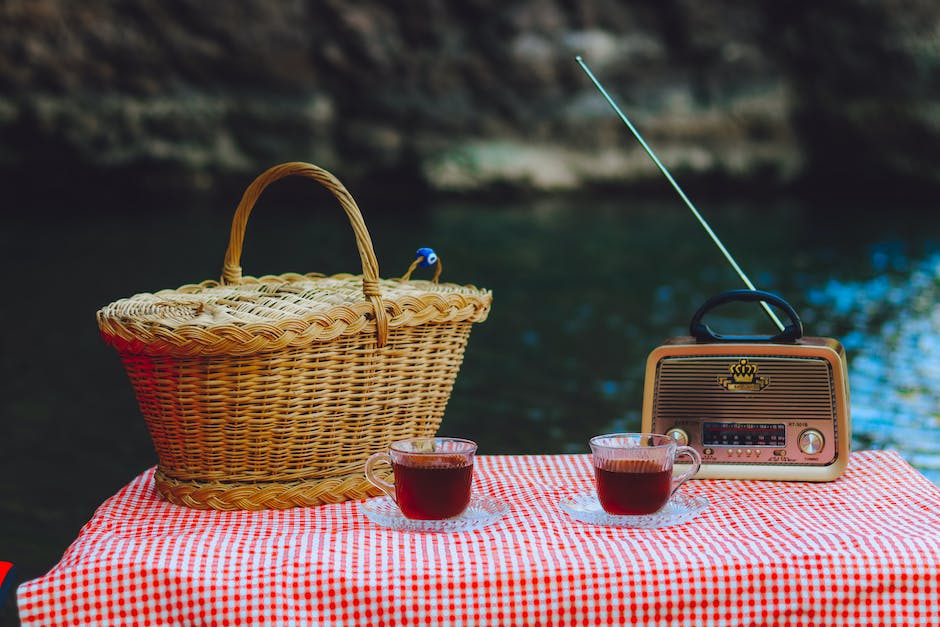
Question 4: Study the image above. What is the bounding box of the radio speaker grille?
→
[653,356,835,421]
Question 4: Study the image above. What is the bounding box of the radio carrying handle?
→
[690,290,803,343]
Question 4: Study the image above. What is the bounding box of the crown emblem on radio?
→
[718,358,769,391]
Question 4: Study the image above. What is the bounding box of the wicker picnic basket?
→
[97,162,492,510]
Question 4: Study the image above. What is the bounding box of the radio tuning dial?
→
[799,429,825,455]
[666,428,689,447]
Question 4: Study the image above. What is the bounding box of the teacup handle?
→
[364,452,397,500]
[671,446,703,495]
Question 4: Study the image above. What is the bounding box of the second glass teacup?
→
[364,437,477,520]
[590,433,702,515]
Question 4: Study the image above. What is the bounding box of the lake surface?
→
[2,190,938,595]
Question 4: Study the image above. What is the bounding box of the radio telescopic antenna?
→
[575,55,786,332]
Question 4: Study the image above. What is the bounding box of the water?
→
[1,192,938,597]
[807,251,940,481]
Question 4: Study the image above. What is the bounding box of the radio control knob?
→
[666,428,689,446]
[798,429,825,455]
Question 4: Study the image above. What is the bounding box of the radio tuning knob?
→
[666,428,689,447]
[798,429,825,455]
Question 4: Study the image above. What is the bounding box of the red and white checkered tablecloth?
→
[17,450,940,626]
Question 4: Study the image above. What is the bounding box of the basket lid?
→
[96,162,492,357]
[97,272,491,357]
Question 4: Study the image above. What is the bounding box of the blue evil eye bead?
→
[416,247,438,267]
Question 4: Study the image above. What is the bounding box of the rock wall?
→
[1,0,938,206]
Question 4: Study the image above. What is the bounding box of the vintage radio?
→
[642,290,851,481]
[573,58,851,481]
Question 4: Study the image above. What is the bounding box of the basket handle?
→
[220,162,389,347]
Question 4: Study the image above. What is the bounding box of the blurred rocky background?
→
[1,0,939,206]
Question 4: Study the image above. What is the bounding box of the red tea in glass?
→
[365,437,477,520]
[393,457,473,519]
[594,460,672,515]
[589,433,702,516]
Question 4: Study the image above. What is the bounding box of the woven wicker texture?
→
[97,162,492,510]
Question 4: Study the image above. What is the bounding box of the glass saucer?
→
[359,495,509,532]
[559,491,709,529]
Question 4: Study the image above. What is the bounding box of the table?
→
[17,450,940,626]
